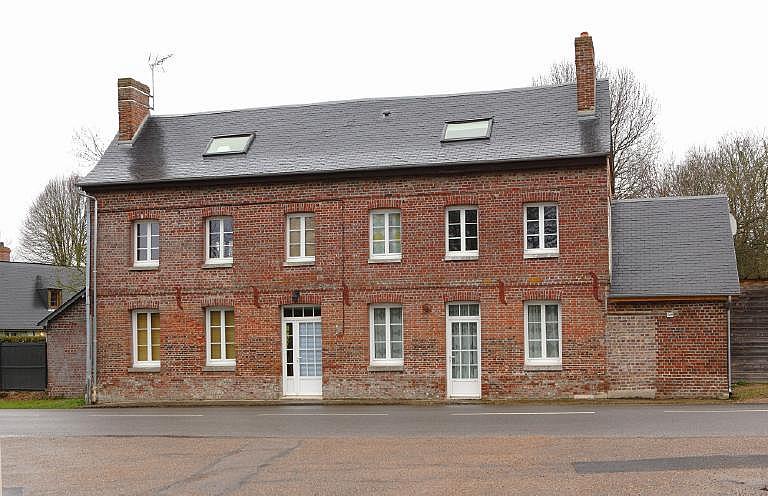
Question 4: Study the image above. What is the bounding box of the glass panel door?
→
[446,303,481,398]
[298,322,322,377]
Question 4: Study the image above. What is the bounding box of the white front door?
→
[446,303,481,398]
[282,306,322,397]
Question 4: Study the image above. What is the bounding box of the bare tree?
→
[533,61,661,199]
[72,127,108,170]
[18,174,87,268]
[657,133,768,279]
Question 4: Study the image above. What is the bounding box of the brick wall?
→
[46,297,86,398]
[89,161,613,402]
[607,301,729,399]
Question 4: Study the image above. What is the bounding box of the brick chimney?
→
[0,242,10,262]
[575,32,596,115]
[117,77,151,143]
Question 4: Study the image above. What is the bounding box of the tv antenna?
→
[147,53,174,110]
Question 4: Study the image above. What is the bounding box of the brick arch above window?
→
[520,191,561,204]
[522,288,563,301]
[201,206,235,217]
[442,289,482,304]
[367,198,402,210]
[442,194,478,207]
[127,299,161,310]
[201,295,236,308]
[126,210,163,221]
[278,292,322,306]
[283,202,318,214]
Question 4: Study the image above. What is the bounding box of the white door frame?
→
[446,302,481,399]
[281,307,322,397]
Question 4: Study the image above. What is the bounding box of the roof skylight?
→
[442,119,493,142]
[203,134,254,156]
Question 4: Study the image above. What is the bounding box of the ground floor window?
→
[524,301,561,365]
[133,310,160,367]
[370,305,403,365]
[206,308,235,366]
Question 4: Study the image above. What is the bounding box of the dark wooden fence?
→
[0,342,47,391]
[732,280,768,382]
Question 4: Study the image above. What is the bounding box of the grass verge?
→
[0,398,84,409]
[731,383,768,402]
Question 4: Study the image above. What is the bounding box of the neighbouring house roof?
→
[80,80,611,187]
[610,195,741,298]
[0,262,84,330]
[37,289,85,328]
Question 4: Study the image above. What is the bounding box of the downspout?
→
[727,295,732,396]
[79,191,98,404]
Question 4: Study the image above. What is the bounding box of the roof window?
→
[442,119,493,142]
[203,134,254,156]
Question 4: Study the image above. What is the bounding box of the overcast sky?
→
[1,1,766,256]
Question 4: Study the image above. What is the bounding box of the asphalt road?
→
[1,403,768,438]
[2,404,768,495]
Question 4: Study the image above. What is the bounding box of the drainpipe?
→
[79,191,98,404]
[727,295,733,396]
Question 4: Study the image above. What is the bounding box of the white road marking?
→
[88,414,205,417]
[664,409,768,414]
[257,413,389,416]
[451,411,596,416]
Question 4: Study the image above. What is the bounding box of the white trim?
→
[523,203,559,257]
[285,213,316,263]
[445,302,481,398]
[132,309,160,368]
[445,206,479,258]
[369,304,404,366]
[205,216,234,265]
[523,300,562,367]
[369,209,402,260]
[205,307,236,367]
[133,220,160,267]
[281,305,323,397]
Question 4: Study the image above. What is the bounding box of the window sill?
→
[368,256,402,264]
[524,364,562,372]
[202,261,233,269]
[523,251,559,259]
[203,364,236,372]
[129,265,159,271]
[368,364,404,372]
[444,253,479,261]
[283,259,315,267]
[128,366,161,373]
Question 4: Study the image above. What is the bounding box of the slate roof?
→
[37,289,85,328]
[80,80,611,187]
[610,195,741,298]
[0,262,84,330]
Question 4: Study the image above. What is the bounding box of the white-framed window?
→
[134,220,159,267]
[286,213,316,263]
[524,203,559,257]
[524,301,562,365]
[370,305,403,366]
[445,206,479,258]
[132,310,160,368]
[206,308,235,366]
[370,209,401,261]
[206,217,233,264]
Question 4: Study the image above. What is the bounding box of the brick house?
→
[79,33,739,403]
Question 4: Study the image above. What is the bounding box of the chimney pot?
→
[574,32,596,115]
[0,242,10,262]
[117,77,151,143]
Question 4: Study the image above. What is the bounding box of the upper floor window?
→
[286,213,316,263]
[203,134,254,156]
[524,203,559,257]
[370,210,402,261]
[206,308,235,366]
[47,289,62,310]
[442,119,493,142]
[524,301,561,366]
[370,305,403,366]
[133,310,160,368]
[134,220,159,267]
[445,207,478,258]
[206,217,233,264]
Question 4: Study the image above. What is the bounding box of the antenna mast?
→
[147,53,174,110]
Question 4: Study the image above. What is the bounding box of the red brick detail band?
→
[283,203,318,214]
[442,194,478,206]
[201,295,236,308]
[520,191,561,203]
[521,288,563,301]
[127,299,161,310]
[202,206,234,217]
[368,198,402,210]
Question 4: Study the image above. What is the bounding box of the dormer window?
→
[47,289,62,310]
[442,119,493,142]
[203,134,254,156]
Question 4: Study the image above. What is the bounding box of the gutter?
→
[78,191,98,405]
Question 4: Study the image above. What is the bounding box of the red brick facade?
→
[45,297,86,398]
[607,300,729,399]
[90,160,617,402]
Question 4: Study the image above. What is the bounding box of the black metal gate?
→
[0,342,47,391]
